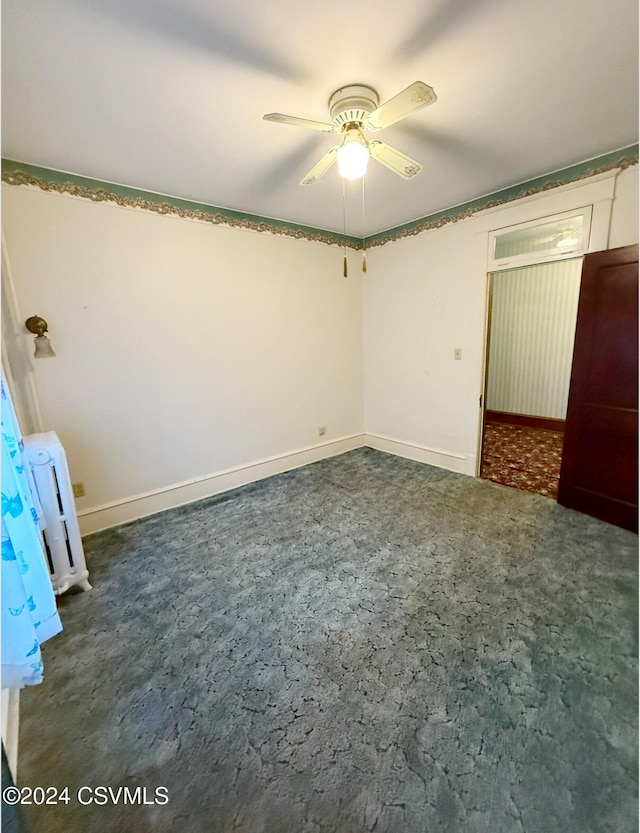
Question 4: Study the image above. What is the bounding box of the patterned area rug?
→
[480,421,564,499]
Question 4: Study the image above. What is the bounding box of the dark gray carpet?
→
[16,449,638,832]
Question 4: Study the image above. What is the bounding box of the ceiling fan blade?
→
[300,146,339,185]
[369,141,423,179]
[263,113,336,132]
[365,81,437,131]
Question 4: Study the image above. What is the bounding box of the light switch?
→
[454,348,462,360]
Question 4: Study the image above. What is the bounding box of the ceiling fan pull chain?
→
[342,176,348,278]
[362,176,367,273]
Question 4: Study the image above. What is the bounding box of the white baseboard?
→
[77,433,476,535]
[364,432,471,475]
[78,434,366,535]
[1,688,20,782]
[464,454,478,476]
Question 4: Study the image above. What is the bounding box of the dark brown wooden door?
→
[558,244,638,531]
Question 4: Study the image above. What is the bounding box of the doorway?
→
[480,257,583,498]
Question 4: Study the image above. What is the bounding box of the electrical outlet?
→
[72,482,85,498]
[318,426,326,436]
[454,348,462,361]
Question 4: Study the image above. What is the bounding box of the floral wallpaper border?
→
[2,146,637,250]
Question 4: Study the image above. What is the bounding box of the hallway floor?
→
[480,421,564,499]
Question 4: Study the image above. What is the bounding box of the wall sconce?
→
[25,316,56,358]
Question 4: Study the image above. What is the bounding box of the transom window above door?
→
[489,207,592,270]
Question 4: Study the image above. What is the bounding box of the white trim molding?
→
[1,688,20,782]
[364,433,469,475]
[78,434,366,535]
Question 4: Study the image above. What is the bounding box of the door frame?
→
[474,173,620,476]
[479,256,584,479]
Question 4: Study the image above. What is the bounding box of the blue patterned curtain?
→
[1,368,62,688]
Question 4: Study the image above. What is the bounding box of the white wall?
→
[363,167,639,474]
[3,166,637,531]
[2,186,364,532]
[363,221,487,474]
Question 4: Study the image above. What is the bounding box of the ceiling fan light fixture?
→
[337,133,369,180]
[269,81,436,187]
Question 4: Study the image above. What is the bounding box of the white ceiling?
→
[2,0,638,237]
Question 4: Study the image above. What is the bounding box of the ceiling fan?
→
[263,81,437,185]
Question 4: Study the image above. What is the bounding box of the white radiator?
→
[23,431,91,595]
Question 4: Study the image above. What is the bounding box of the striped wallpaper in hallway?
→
[486,258,583,419]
